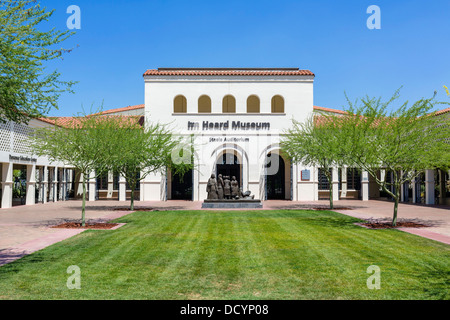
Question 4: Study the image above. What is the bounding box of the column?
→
[361,170,369,201]
[291,163,298,201]
[48,168,54,202]
[42,166,48,203]
[332,167,339,201]
[53,166,59,202]
[340,167,347,198]
[36,167,42,203]
[193,164,199,201]
[58,168,63,200]
[411,174,417,203]
[425,169,435,205]
[160,171,166,201]
[119,174,126,201]
[139,170,147,202]
[62,168,69,201]
[1,163,13,208]
[25,164,36,205]
[107,171,114,199]
[88,170,96,201]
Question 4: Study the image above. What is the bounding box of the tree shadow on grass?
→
[0,249,27,268]
[0,248,52,277]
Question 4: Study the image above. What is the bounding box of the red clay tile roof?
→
[92,104,145,115]
[48,115,144,128]
[434,107,450,116]
[313,106,348,115]
[143,68,314,77]
[36,117,57,125]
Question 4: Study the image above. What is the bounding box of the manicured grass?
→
[0,210,448,299]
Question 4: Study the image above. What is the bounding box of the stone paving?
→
[0,199,448,266]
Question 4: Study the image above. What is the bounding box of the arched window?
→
[198,95,211,113]
[222,95,236,113]
[174,95,187,113]
[247,95,260,113]
[271,95,284,113]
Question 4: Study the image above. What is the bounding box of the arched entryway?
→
[216,153,242,189]
[264,152,291,200]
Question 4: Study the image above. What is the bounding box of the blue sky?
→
[41,0,450,116]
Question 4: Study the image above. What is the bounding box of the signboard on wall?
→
[9,154,37,163]
[301,169,310,181]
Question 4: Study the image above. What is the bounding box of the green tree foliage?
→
[96,116,194,210]
[33,112,194,218]
[335,90,449,226]
[32,113,113,226]
[0,0,76,124]
[281,114,347,209]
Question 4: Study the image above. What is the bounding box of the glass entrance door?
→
[216,154,241,187]
[171,169,193,200]
[265,153,285,200]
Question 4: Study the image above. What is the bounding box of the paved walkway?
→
[0,201,132,266]
[0,199,448,266]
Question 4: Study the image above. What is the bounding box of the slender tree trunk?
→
[392,196,399,227]
[392,183,401,227]
[130,189,134,211]
[81,175,86,227]
[328,174,333,210]
[129,177,136,211]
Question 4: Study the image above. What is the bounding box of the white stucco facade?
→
[140,68,319,201]
[2,68,446,207]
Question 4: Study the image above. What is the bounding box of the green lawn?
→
[0,210,448,299]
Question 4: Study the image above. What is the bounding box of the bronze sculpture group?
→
[206,173,255,200]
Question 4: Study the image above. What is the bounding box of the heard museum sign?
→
[188,120,270,131]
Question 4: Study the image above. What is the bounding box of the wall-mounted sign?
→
[188,120,270,131]
[209,137,250,143]
[9,154,37,163]
[301,169,310,181]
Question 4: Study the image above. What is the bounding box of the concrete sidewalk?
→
[0,199,448,266]
[0,201,134,266]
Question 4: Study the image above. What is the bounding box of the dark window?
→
[347,168,361,190]
[96,172,108,190]
[318,168,331,190]
[113,171,119,190]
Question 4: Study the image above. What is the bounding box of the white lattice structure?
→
[0,122,12,153]
[0,118,71,209]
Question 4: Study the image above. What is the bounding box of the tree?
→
[0,0,76,124]
[281,114,347,209]
[96,116,194,210]
[32,113,113,226]
[334,90,450,226]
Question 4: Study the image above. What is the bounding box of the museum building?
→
[0,68,448,208]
